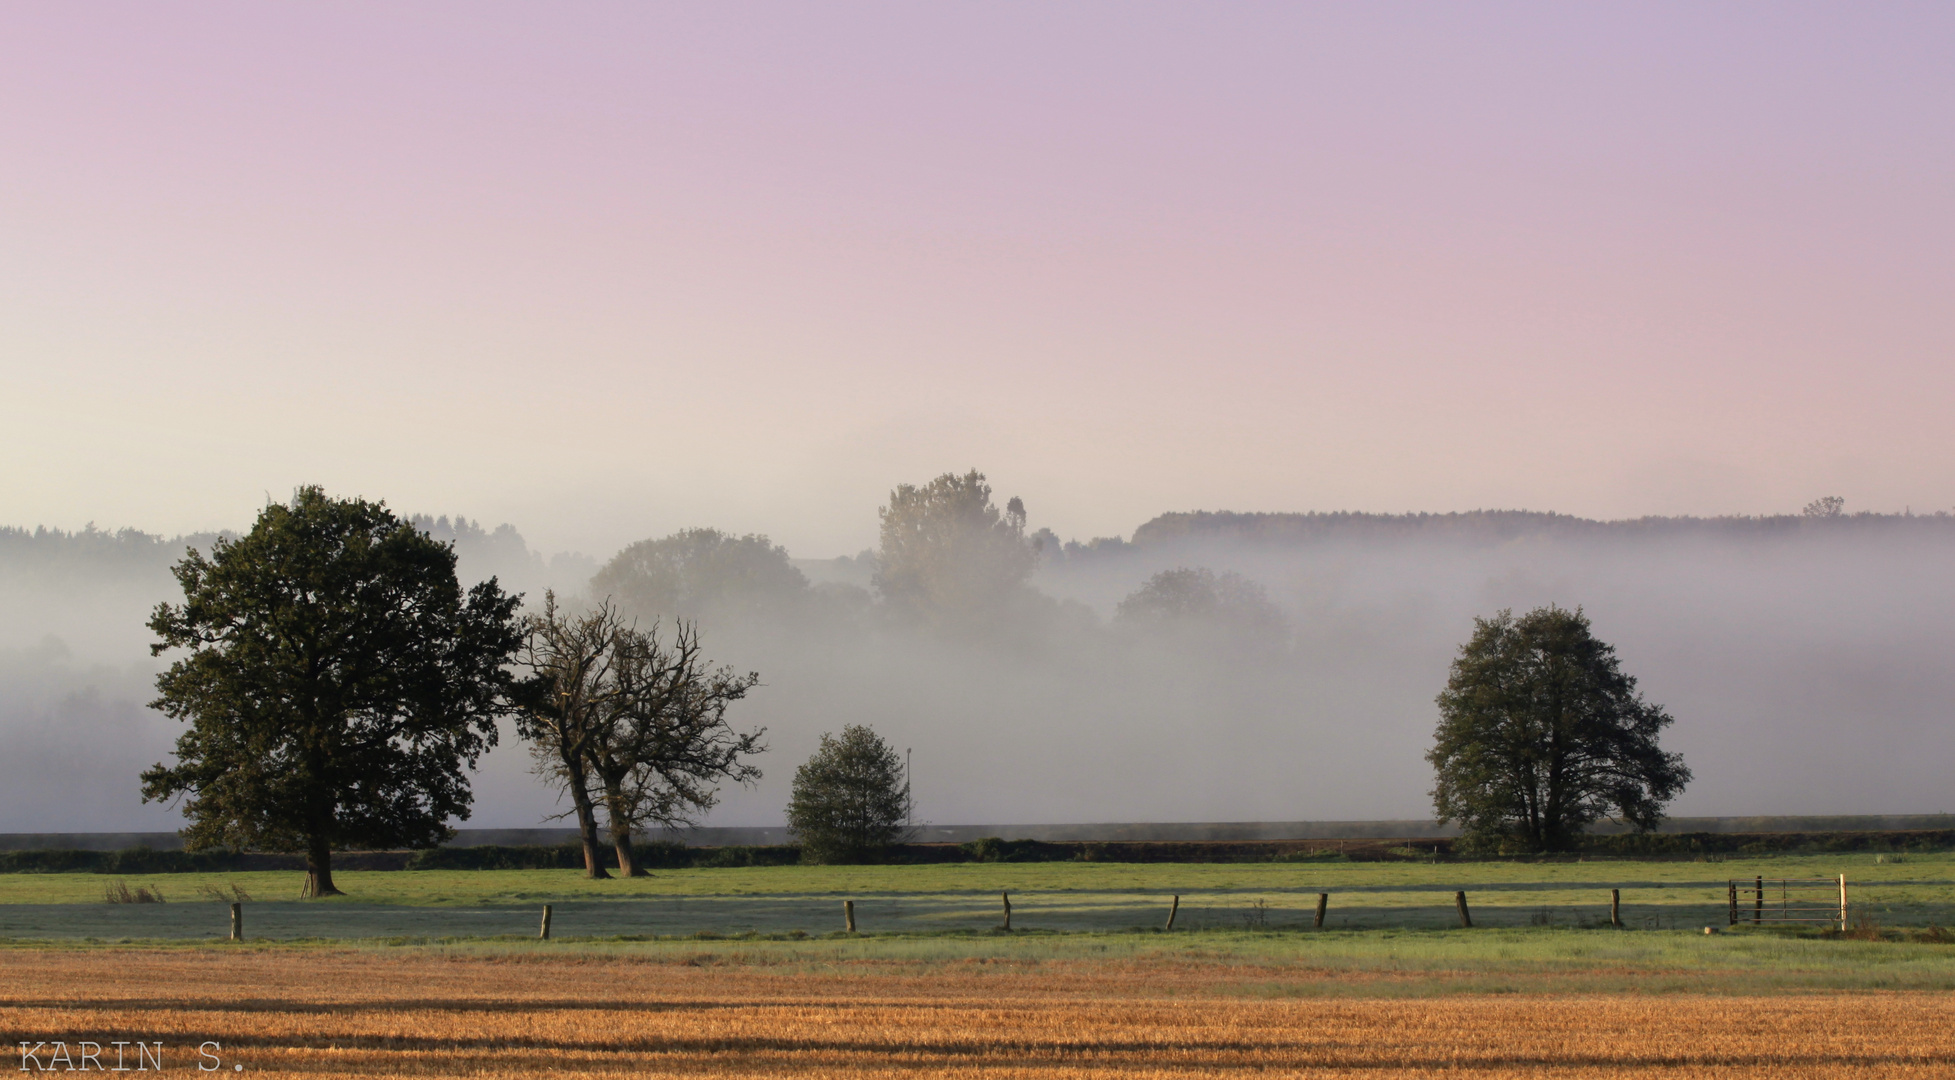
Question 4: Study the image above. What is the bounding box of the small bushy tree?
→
[1428,605,1689,852]
[786,725,910,864]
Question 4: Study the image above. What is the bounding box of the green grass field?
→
[7,927,1955,997]
[0,850,1946,942]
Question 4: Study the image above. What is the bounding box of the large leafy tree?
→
[142,487,524,897]
[873,470,1035,629]
[786,725,910,864]
[1428,606,1689,852]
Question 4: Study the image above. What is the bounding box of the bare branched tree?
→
[522,596,766,878]
[584,620,764,876]
[515,592,626,878]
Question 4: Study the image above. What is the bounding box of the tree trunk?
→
[569,783,610,879]
[612,828,638,878]
[604,784,641,877]
[302,836,342,898]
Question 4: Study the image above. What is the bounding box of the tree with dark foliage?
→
[786,724,910,864]
[142,487,523,897]
[1428,606,1689,852]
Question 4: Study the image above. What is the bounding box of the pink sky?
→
[4,2,1951,556]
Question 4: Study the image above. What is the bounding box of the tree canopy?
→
[873,470,1036,629]
[141,487,523,896]
[1114,567,1286,645]
[1427,606,1689,852]
[786,724,910,864]
[590,528,807,626]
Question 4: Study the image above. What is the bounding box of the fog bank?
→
[2,508,1948,834]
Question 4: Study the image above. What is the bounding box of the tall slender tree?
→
[143,487,523,897]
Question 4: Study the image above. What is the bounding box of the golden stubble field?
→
[3,947,1952,1078]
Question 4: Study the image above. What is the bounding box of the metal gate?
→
[1727,875,1846,929]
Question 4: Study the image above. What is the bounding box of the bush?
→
[960,837,1051,863]
[400,842,803,871]
[0,848,248,874]
[1268,849,1350,863]
[685,845,800,869]
[403,844,599,871]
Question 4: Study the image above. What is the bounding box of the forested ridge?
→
[1129,508,1955,549]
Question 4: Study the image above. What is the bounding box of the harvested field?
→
[4,946,1952,1077]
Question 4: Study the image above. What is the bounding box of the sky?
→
[4,2,1952,558]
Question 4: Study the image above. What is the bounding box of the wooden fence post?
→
[1001,891,1012,932]
[1838,874,1848,931]
[1455,891,1473,928]
[844,899,856,933]
[229,902,242,942]
[539,904,552,940]
[1314,893,1328,929]
[1610,889,1621,928]
[1754,876,1763,924]
[1165,895,1179,932]
[1728,882,1738,927]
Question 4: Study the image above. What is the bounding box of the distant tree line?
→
[1125,500,1951,550]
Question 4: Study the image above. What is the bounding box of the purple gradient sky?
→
[4,3,1952,555]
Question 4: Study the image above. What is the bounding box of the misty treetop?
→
[1114,567,1288,646]
[591,528,809,625]
[0,514,587,601]
[577,474,1290,648]
[1428,605,1689,852]
[141,487,525,897]
[873,470,1039,629]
